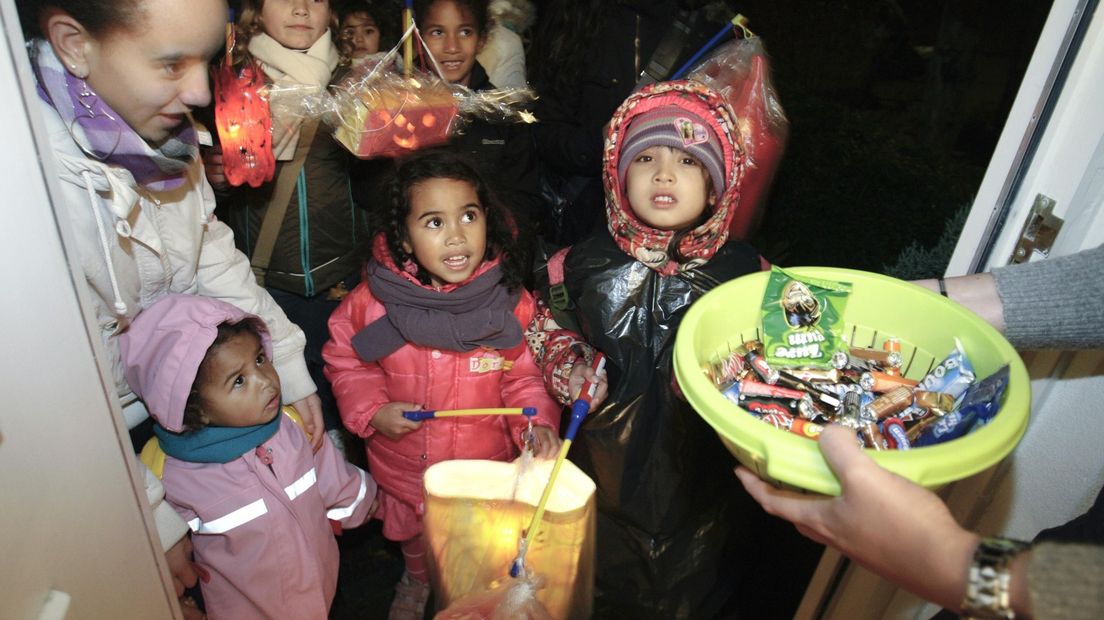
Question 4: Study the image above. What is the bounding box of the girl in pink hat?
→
[120,294,378,620]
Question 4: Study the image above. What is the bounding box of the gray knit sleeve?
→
[991,244,1104,350]
[1027,542,1104,620]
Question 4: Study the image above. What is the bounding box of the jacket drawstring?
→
[81,170,128,316]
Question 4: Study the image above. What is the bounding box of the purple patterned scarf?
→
[31,40,198,191]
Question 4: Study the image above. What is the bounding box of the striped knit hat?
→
[616,105,726,198]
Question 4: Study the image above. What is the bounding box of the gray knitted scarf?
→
[351,260,522,362]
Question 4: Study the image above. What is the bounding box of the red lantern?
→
[692,38,788,240]
[726,54,786,240]
[213,59,275,188]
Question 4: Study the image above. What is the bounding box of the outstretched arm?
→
[735,424,1033,617]
[913,273,1005,333]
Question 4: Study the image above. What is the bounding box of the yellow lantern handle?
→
[512,438,573,576]
[510,354,604,578]
[402,407,535,421]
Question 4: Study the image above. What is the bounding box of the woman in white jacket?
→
[23,0,325,615]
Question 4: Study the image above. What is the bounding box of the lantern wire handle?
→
[224,9,235,68]
[510,355,606,578]
[402,0,414,77]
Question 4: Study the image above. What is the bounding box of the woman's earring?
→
[66,79,121,160]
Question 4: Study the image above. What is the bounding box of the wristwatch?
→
[961,536,1031,619]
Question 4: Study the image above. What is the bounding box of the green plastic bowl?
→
[673,267,1030,495]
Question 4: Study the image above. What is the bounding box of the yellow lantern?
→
[423,458,595,619]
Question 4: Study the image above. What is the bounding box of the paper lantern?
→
[213,59,275,188]
[332,76,459,160]
[423,458,595,619]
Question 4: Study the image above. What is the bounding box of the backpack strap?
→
[137,406,309,480]
[634,9,703,89]
[547,246,572,312]
[251,120,319,287]
[281,405,311,440]
[139,437,166,480]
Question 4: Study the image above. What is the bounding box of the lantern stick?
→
[402,0,414,77]
[510,354,606,578]
[402,407,536,421]
[224,9,235,68]
[670,14,750,81]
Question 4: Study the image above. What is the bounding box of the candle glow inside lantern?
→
[332,76,459,160]
[422,458,595,619]
[213,59,275,188]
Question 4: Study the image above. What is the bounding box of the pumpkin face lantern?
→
[423,458,595,619]
[213,60,276,188]
[333,75,459,160]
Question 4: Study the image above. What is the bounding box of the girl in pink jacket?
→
[119,294,378,620]
[323,149,563,619]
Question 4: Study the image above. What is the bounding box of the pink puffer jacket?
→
[323,256,560,539]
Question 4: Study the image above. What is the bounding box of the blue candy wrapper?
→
[918,339,976,401]
[912,365,1010,447]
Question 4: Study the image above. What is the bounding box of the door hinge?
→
[1009,194,1063,264]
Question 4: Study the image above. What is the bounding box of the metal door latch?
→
[1010,194,1063,264]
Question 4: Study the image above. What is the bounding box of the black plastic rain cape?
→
[551,231,756,617]
[550,233,824,618]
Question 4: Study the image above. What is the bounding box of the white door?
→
[798,0,1104,618]
[0,0,179,617]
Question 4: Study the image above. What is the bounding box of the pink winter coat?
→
[164,416,373,619]
[323,254,560,541]
[120,294,377,620]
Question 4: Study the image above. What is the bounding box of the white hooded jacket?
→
[37,95,316,550]
[38,96,315,425]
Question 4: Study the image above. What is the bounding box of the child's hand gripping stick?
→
[565,355,606,440]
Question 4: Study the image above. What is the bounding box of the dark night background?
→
[331,2,1053,618]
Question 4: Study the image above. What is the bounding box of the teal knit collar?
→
[153,414,281,464]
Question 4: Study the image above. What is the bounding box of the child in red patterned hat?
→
[533,80,813,618]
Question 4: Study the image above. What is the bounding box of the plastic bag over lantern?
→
[212,25,275,188]
[328,22,536,160]
[681,18,788,240]
[331,67,458,159]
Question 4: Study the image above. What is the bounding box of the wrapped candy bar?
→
[760,266,852,370]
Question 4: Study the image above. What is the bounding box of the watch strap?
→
[961,536,1031,620]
